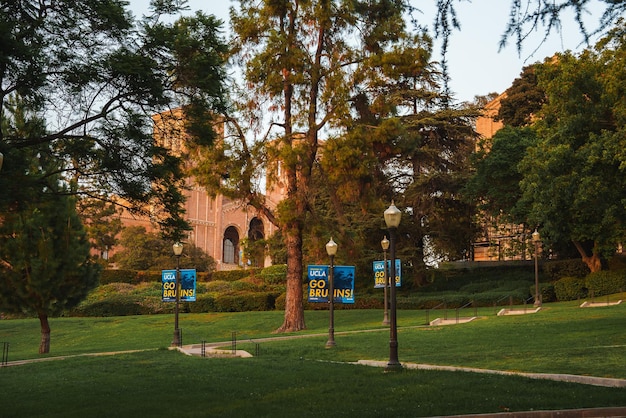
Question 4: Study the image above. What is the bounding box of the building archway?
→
[247,217,265,267]
[223,226,240,265]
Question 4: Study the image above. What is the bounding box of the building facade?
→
[114,111,280,271]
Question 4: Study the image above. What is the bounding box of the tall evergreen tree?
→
[191,0,421,332]
[0,100,99,354]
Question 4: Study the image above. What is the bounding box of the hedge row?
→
[100,269,212,285]
[71,290,282,316]
[554,270,626,301]
[542,259,590,280]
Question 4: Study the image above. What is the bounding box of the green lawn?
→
[1,297,625,417]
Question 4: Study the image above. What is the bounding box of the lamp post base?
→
[384,361,403,372]
[172,330,181,347]
[325,340,336,349]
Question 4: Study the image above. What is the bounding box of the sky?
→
[130,0,610,103]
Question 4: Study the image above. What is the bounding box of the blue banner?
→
[307,265,355,304]
[372,259,401,288]
[161,269,197,302]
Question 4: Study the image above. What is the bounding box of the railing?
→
[589,290,612,306]
[182,330,260,358]
[425,302,446,325]
[455,300,477,323]
[1,342,8,366]
[426,301,477,325]
[493,295,514,314]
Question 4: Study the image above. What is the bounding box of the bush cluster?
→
[553,270,626,301]
[586,270,626,297]
[212,269,259,282]
[553,276,587,301]
[542,259,590,280]
[257,264,287,285]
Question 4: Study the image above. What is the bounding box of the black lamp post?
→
[172,242,183,347]
[381,236,390,326]
[532,229,541,308]
[384,202,402,371]
[325,237,337,348]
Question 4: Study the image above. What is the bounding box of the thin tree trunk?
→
[38,313,51,354]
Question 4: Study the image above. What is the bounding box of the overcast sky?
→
[130,0,609,102]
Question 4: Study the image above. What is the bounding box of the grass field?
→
[1,296,625,417]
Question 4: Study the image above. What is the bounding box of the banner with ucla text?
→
[161,269,197,302]
[372,259,402,288]
[307,265,355,304]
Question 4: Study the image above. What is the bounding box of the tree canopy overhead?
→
[0,0,228,240]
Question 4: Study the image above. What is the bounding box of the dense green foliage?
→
[113,226,215,272]
[0,0,228,240]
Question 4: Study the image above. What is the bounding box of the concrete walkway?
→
[174,331,626,389]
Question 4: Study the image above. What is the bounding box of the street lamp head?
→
[326,237,338,256]
[381,236,389,251]
[173,242,184,256]
[532,229,541,243]
[384,201,401,228]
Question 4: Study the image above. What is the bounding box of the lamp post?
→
[325,237,338,348]
[532,229,541,308]
[381,236,390,326]
[384,202,402,371]
[172,242,184,347]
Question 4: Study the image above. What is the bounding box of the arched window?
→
[223,226,239,264]
[247,218,265,267]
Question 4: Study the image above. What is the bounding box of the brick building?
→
[113,111,281,271]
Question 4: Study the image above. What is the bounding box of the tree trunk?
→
[38,313,51,354]
[573,240,602,273]
[276,220,306,332]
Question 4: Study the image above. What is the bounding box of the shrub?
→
[539,283,556,303]
[543,259,590,280]
[258,264,287,285]
[229,280,262,292]
[71,294,150,316]
[212,269,257,282]
[135,271,162,284]
[275,292,286,311]
[206,280,236,293]
[609,254,626,271]
[585,271,626,297]
[214,292,276,312]
[353,296,383,309]
[554,276,587,301]
[187,294,216,313]
[100,269,140,285]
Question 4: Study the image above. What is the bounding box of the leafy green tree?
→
[520,26,626,272]
[77,198,123,263]
[497,65,546,127]
[114,226,215,272]
[317,32,478,280]
[465,126,538,224]
[0,0,228,241]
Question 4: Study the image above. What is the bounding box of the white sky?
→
[130,0,610,102]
